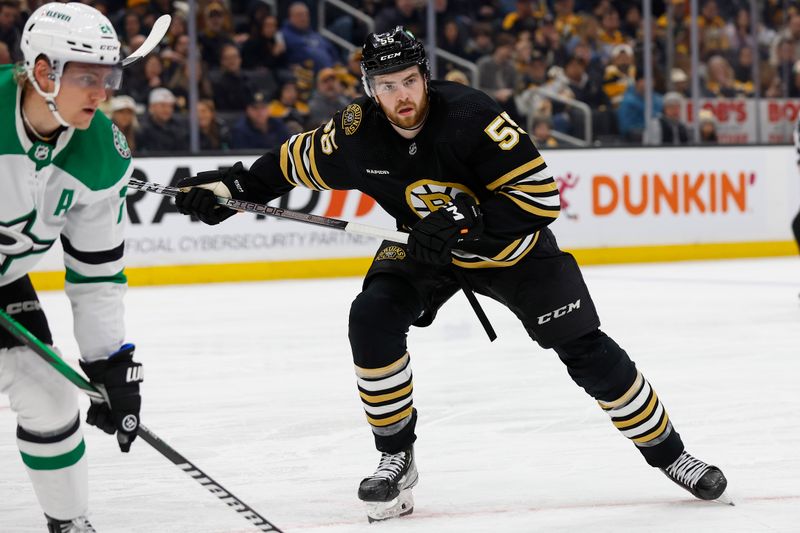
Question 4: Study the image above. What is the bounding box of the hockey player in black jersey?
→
[175,27,730,521]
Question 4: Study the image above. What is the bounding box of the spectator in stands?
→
[732,45,755,88]
[697,109,718,144]
[698,0,729,59]
[231,90,290,150]
[618,71,663,143]
[531,117,558,148]
[563,53,609,110]
[308,67,350,128]
[162,33,190,80]
[671,67,690,95]
[212,43,267,112]
[501,0,543,34]
[649,92,690,146]
[136,88,190,152]
[773,36,797,96]
[124,53,165,104]
[241,14,287,71]
[120,11,143,52]
[463,22,494,62]
[0,0,21,62]
[788,60,800,98]
[620,4,642,41]
[108,95,139,154]
[267,79,310,134]
[598,7,625,57]
[770,13,800,69]
[340,49,365,99]
[553,0,581,38]
[703,55,752,97]
[198,99,231,151]
[167,58,215,112]
[603,43,636,107]
[282,2,339,72]
[439,17,469,60]
[374,0,425,38]
[444,69,469,85]
[477,32,524,125]
[199,1,235,69]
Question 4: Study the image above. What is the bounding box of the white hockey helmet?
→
[20,2,122,125]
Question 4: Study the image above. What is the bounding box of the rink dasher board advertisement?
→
[29,146,798,287]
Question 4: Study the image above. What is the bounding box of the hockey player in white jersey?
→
[0,4,143,532]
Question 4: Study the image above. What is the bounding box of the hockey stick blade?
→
[121,14,171,68]
[0,309,284,533]
[129,178,410,243]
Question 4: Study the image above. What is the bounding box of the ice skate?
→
[358,447,418,522]
[46,514,97,533]
[661,451,731,504]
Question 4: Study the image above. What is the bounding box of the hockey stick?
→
[129,178,409,243]
[0,309,283,533]
[129,178,497,341]
[121,15,172,68]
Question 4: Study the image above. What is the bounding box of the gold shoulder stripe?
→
[291,131,317,190]
[486,156,545,191]
[308,129,331,190]
[498,191,560,217]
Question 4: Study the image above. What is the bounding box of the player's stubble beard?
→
[384,90,429,130]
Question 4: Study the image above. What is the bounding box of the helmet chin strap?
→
[29,74,71,128]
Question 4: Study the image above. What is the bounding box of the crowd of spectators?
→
[3,0,800,152]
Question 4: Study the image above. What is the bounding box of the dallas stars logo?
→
[0,210,55,275]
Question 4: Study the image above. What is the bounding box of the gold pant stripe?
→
[599,371,643,410]
[355,352,410,380]
[360,383,413,404]
[613,392,658,429]
[633,413,670,443]
[366,406,414,427]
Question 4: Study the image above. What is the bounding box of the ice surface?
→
[1,257,799,532]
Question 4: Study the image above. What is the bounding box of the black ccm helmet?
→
[360,26,430,99]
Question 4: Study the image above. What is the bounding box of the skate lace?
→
[369,451,408,481]
[665,451,710,488]
[56,517,96,533]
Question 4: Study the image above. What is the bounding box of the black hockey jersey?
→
[244,80,561,268]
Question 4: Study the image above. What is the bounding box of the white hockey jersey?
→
[0,65,132,362]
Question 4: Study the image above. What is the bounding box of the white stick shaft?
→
[122,15,171,67]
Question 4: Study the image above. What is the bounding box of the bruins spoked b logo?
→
[404,180,477,218]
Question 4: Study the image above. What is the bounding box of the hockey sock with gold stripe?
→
[355,352,417,452]
[598,370,683,467]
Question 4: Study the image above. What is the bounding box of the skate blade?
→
[365,490,414,522]
[715,490,735,506]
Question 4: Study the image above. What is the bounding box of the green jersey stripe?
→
[65,267,127,284]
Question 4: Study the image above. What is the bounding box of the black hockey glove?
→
[79,344,142,453]
[408,194,483,265]
[174,161,248,225]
